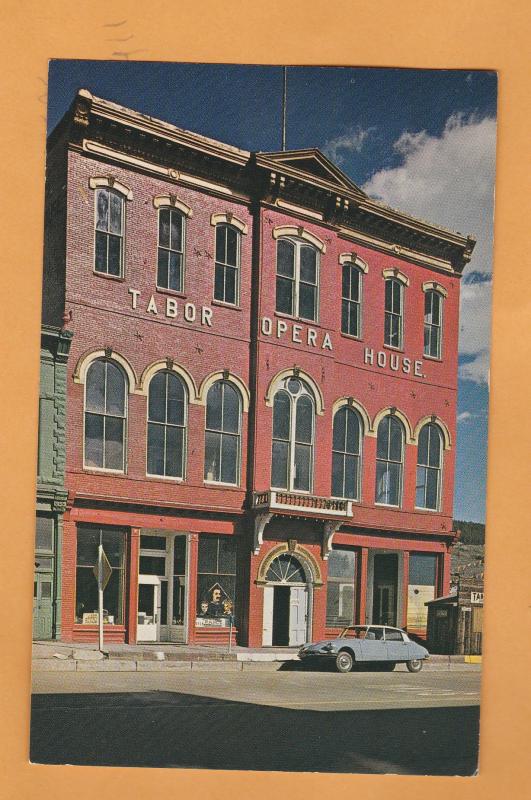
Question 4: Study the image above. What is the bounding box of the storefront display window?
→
[197,534,237,623]
[407,553,438,629]
[326,548,356,627]
[75,525,126,624]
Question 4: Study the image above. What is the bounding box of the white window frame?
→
[156,207,186,294]
[146,370,188,481]
[331,406,362,501]
[204,380,242,487]
[341,261,364,339]
[271,378,315,494]
[415,423,443,511]
[423,289,444,360]
[213,223,241,307]
[83,358,128,474]
[93,187,125,278]
[384,277,404,350]
[375,415,404,508]
[275,237,320,323]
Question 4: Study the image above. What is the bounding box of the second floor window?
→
[375,415,404,506]
[157,208,184,292]
[147,371,187,478]
[332,407,362,500]
[384,278,403,348]
[204,380,241,484]
[84,359,126,471]
[424,290,443,358]
[214,224,240,305]
[416,423,443,510]
[271,377,315,492]
[276,239,319,321]
[95,188,124,277]
[341,262,362,337]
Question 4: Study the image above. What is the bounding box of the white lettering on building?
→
[128,289,214,327]
[261,316,333,351]
[363,348,424,377]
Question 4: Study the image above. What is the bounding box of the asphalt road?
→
[31,666,481,774]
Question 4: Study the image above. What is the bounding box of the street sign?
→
[93,548,112,591]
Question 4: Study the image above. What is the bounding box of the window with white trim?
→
[84,359,126,471]
[276,238,319,321]
[341,262,362,337]
[326,548,356,627]
[204,380,241,484]
[424,290,443,358]
[147,371,187,478]
[157,208,185,292]
[375,415,404,506]
[95,188,124,277]
[384,278,403,348]
[415,423,443,510]
[332,406,362,500]
[214,224,240,304]
[271,377,315,492]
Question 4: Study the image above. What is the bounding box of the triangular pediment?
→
[257,148,366,197]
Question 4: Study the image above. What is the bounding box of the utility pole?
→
[282,66,287,151]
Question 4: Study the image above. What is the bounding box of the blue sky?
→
[47,62,497,522]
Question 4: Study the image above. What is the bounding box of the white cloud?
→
[322,126,372,165]
[457,411,472,422]
[361,113,496,383]
[457,408,488,422]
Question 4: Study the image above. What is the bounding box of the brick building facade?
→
[40,89,475,646]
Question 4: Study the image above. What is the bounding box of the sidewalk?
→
[32,640,481,672]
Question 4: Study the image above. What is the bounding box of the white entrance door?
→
[137,576,160,642]
[262,585,274,646]
[289,586,308,646]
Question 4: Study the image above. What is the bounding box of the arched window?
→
[332,407,362,499]
[266,553,306,583]
[384,278,403,348]
[424,290,443,358]
[271,377,315,492]
[416,423,443,510]
[214,224,240,305]
[375,415,404,506]
[95,188,124,277]
[276,238,319,321]
[157,207,185,292]
[84,359,126,471]
[341,262,363,337]
[204,380,241,484]
[147,371,187,478]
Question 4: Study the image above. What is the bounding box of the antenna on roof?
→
[282,66,287,151]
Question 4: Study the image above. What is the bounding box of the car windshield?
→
[341,626,370,639]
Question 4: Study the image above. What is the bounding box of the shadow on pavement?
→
[31,690,479,774]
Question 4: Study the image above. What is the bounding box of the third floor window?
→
[384,278,404,349]
[276,238,319,322]
[95,188,124,277]
[214,224,240,305]
[157,208,185,292]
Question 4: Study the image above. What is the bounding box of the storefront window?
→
[196,534,237,622]
[326,548,356,627]
[407,553,438,629]
[75,526,126,624]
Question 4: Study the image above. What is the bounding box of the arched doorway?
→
[262,553,311,647]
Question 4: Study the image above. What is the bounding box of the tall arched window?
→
[214,224,240,305]
[204,380,241,484]
[416,423,443,510]
[271,377,315,492]
[147,371,187,478]
[375,415,404,506]
[95,188,124,277]
[424,290,443,358]
[276,238,319,321]
[384,278,403,348]
[84,359,126,471]
[332,407,362,499]
[157,207,185,292]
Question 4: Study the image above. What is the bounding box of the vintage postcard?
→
[30,61,496,775]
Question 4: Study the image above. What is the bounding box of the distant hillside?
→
[453,520,485,545]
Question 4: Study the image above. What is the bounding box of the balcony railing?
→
[253,490,352,518]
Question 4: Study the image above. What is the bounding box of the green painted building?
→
[34,325,73,640]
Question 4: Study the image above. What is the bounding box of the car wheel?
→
[406,659,423,673]
[336,650,354,673]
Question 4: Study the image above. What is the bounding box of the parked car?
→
[298,625,429,673]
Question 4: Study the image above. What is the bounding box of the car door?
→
[384,627,410,661]
[359,626,388,661]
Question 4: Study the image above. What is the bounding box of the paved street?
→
[31,666,480,774]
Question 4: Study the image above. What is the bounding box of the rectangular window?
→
[36,514,54,552]
[196,534,237,621]
[384,279,403,348]
[157,208,184,292]
[275,239,318,321]
[341,263,362,337]
[424,290,442,358]
[214,224,239,304]
[75,526,126,625]
[326,548,356,627]
[95,188,124,277]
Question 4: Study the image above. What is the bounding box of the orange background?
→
[0,1,529,798]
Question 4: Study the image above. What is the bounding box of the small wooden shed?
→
[425,580,483,655]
